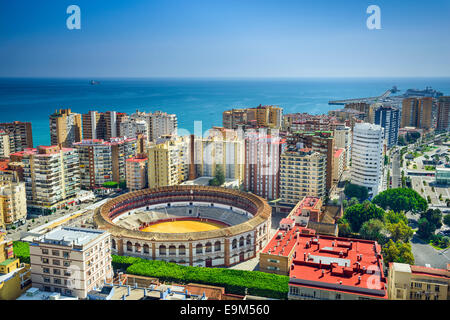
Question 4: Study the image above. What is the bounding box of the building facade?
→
[82,111,127,141]
[0,121,33,153]
[351,123,385,197]
[125,154,148,191]
[0,130,10,158]
[388,263,449,300]
[436,96,450,131]
[49,109,82,148]
[244,129,285,200]
[0,181,27,228]
[11,146,80,213]
[401,97,433,129]
[29,227,113,299]
[279,146,326,205]
[373,105,400,148]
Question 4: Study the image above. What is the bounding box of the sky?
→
[0,0,449,78]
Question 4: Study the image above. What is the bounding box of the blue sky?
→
[0,0,449,78]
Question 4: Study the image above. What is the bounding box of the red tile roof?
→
[289,234,388,299]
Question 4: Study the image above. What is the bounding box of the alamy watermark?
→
[366,5,381,30]
[66,5,81,30]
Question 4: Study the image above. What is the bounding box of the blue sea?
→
[1,77,450,147]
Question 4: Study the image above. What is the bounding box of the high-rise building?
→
[73,137,137,189]
[147,136,188,188]
[0,181,27,228]
[401,97,433,129]
[49,109,82,148]
[125,154,148,191]
[436,96,450,131]
[193,128,245,183]
[223,105,283,130]
[11,146,80,213]
[373,105,400,148]
[29,227,113,299]
[351,123,384,197]
[333,125,352,169]
[279,146,326,205]
[344,102,372,122]
[286,131,335,192]
[120,117,149,139]
[81,111,127,140]
[244,129,285,200]
[130,110,178,142]
[0,130,10,158]
[0,121,33,153]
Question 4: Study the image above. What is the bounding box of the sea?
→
[1,77,450,147]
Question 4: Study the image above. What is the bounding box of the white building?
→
[350,123,385,197]
[131,110,177,141]
[333,125,352,169]
[120,118,149,139]
[29,227,113,299]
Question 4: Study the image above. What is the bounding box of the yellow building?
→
[49,109,82,148]
[148,136,188,188]
[388,262,450,300]
[0,232,31,300]
[0,181,27,229]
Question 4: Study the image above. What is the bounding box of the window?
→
[52,259,60,266]
[435,286,440,292]
[268,259,279,263]
[52,250,60,256]
[43,277,50,283]
[42,249,49,255]
[63,261,70,267]
[54,278,62,285]
[42,258,49,264]
[43,268,50,274]
[63,252,69,259]
[53,269,61,275]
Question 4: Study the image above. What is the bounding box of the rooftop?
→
[261,226,315,257]
[17,288,78,300]
[291,197,321,218]
[289,234,387,299]
[33,226,107,247]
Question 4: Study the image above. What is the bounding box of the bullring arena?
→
[94,185,272,267]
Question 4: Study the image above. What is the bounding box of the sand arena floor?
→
[140,220,226,233]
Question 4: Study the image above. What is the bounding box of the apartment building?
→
[344,102,372,122]
[73,137,137,189]
[401,97,433,129]
[0,130,10,158]
[244,129,285,200]
[0,181,27,228]
[0,231,32,300]
[148,136,188,188]
[388,263,449,300]
[0,159,24,183]
[333,125,352,169]
[279,146,326,205]
[332,148,345,186]
[436,96,450,131]
[286,130,335,192]
[0,121,33,153]
[373,104,400,148]
[223,105,283,130]
[130,110,177,141]
[82,111,127,140]
[29,227,113,299]
[49,109,82,148]
[125,154,148,191]
[193,129,245,183]
[11,146,80,213]
[351,123,385,197]
[120,117,149,139]
[283,114,334,133]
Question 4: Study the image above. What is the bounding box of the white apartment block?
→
[131,110,177,141]
[351,123,385,197]
[29,227,113,299]
[120,118,149,139]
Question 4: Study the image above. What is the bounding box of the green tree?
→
[372,188,427,214]
[209,165,225,186]
[344,183,368,202]
[382,240,415,265]
[417,218,434,240]
[444,214,450,227]
[384,210,408,225]
[343,200,385,233]
[359,219,387,244]
[386,221,414,242]
[420,209,443,230]
[337,218,352,237]
[103,181,118,188]
[348,197,360,207]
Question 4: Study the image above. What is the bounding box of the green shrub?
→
[112,255,288,299]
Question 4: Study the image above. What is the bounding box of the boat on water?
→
[90,80,100,85]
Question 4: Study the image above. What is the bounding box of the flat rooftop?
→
[291,197,321,217]
[261,226,315,257]
[289,234,388,299]
[33,227,107,247]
